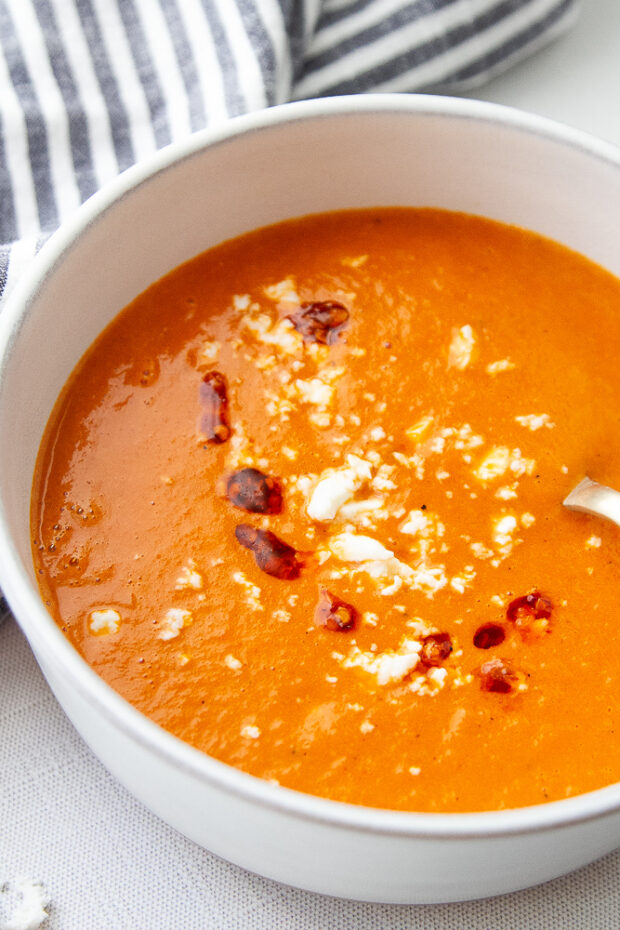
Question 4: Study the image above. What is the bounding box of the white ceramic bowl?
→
[1,95,620,905]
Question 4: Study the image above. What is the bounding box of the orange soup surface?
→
[32,209,620,812]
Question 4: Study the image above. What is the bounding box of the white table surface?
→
[2,1,620,927]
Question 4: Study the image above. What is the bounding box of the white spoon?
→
[563,476,620,527]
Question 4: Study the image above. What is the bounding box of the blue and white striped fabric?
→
[0,0,579,308]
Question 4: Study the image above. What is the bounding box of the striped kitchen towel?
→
[0,0,580,305]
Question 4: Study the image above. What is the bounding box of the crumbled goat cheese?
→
[307,454,372,521]
[232,570,264,611]
[295,377,334,407]
[495,483,518,500]
[515,413,555,431]
[400,510,431,536]
[338,638,422,686]
[474,446,535,483]
[586,535,602,548]
[224,654,243,670]
[158,608,192,641]
[263,277,299,303]
[470,542,495,560]
[337,497,385,522]
[88,608,121,636]
[406,415,434,441]
[492,515,519,560]
[273,608,291,623]
[427,666,448,688]
[199,339,220,362]
[342,254,368,268]
[486,358,515,374]
[448,324,476,370]
[450,567,476,593]
[175,560,203,590]
[232,293,251,311]
[359,556,448,598]
[329,533,394,562]
[241,724,261,740]
[245,314,302,355]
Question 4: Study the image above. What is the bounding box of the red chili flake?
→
[473,622,506,650]
[506,592,553,636]
[286,300,349,345]
[200,371,231,443]
[226,468,283,514]
[419,632,452,668]
[314,588,357,631]
[235,524,301,579]
[478,657,518,694]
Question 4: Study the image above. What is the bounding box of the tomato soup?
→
[31,209,620,812]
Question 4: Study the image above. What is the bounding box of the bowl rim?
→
[2,91,620,841]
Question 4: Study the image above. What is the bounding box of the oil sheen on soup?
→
[31,209,620,813]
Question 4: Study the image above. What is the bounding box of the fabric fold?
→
[0,0,580,306]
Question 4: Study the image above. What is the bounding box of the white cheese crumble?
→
[586,535,602,548]
[240,724,261,740]
[295,377,334,407]
[492,514,520,560]
[175,559,203,590]
[245,314,302,355]
[329,532,394,562]
[158,608,192,641]
[427,666,448,689]
[232,293,251,312]
[224,654,243,670]
[360,719,375,734]
[486,358,515,375]
[448,324,476,370]
[0,879,50,930]
[357,556,448,598]
[273,608,292,623]
[337,497,385,523]
[405,415,433,441]
[307,454,372,521]
[495,483,518,500]
[399,510,430,536]
[342,254,368,268]
[199,339,220,363]
[371,465,397,492]
[515,413,555,431]
[263,276,299,303]
[232,570,264,611]
[88,608,121,636]
[337,638,422,686]
[450,567,476,593]
[474,446,535,483]
[470,541,495,560]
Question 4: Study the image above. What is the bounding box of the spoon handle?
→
[563,476,620,528]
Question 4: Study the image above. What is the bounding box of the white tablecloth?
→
[3,0,620,926]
